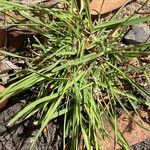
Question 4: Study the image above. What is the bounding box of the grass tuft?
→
[0,0,150,149]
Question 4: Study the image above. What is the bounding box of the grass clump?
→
[0,0,150,149]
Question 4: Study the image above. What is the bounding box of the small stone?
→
[0,125,6,134]
[123,23,150,45]
[5,134,11,140]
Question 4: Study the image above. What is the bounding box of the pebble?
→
[123,23,150,45]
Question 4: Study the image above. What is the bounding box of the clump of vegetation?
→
[0,0,150,149]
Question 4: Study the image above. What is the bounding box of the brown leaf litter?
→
[90,0,132,15]
[98,109,150,150]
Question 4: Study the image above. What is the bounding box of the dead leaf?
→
[98,110,150,150]
[0,56,19,74]
[0,26,35,51]
[7,29,26,52]
[90,0,132,15]
[0,28,6,47]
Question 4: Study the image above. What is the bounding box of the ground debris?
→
[98,109,150,150]
[122,23,150,45]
